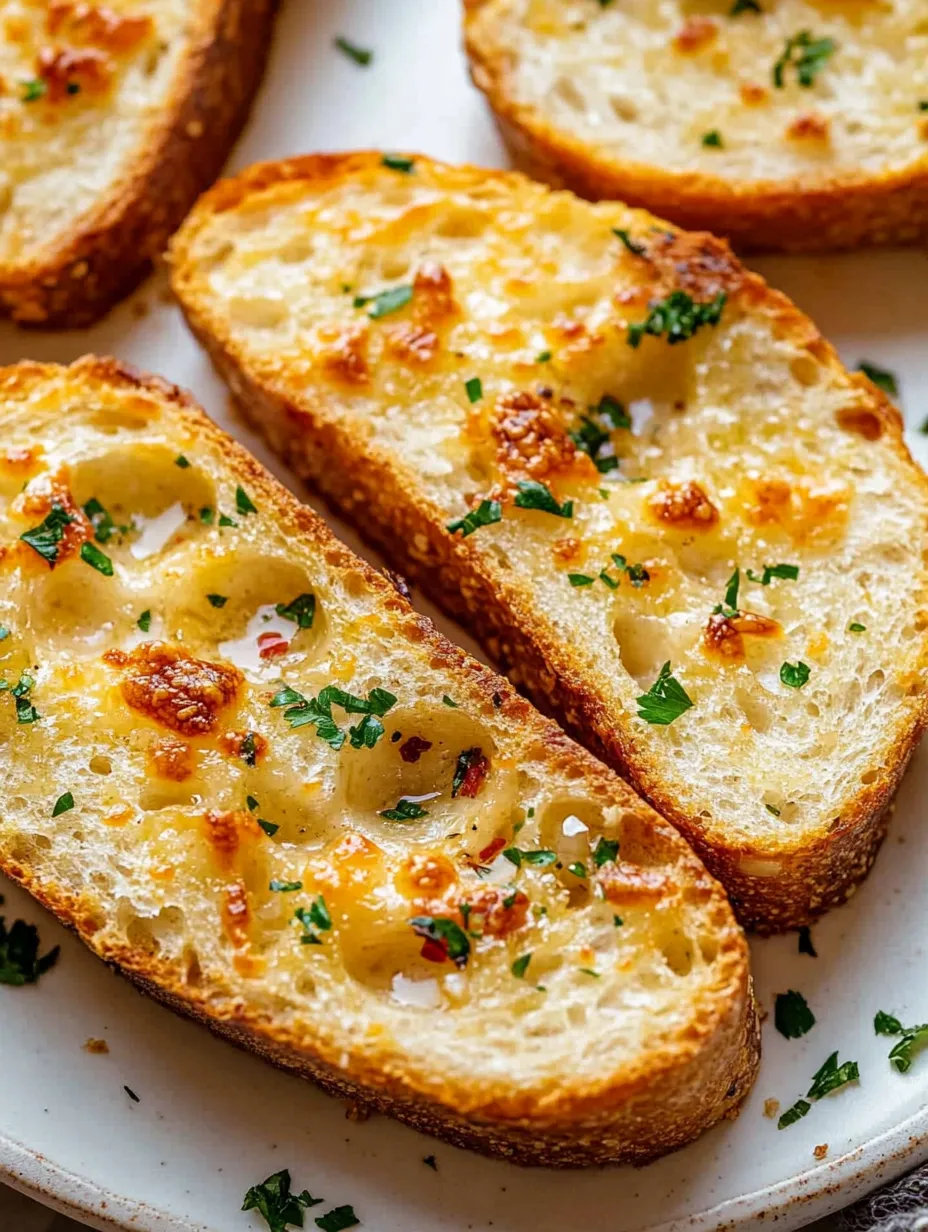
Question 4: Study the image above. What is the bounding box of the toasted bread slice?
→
[0,0,277,327]
[171,153,928,932]
[0,356,757,1166]
[463,0,928,253]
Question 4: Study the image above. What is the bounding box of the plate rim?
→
[3,1104,928,1232]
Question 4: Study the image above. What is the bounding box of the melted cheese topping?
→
[468,0,928,184]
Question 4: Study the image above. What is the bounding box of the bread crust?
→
[0,0,278,328]
[462,0,928,254]
[0,355,759,1166]
[170,152,928,933]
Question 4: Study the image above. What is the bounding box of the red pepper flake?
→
[477,836,506,865]
[452,748,490,798]
[420,937,449,964]
[399,735,432,763]
[257,630,290,659]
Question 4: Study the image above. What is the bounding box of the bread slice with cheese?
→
[0,356,757,1166]
[171,152,928,932]
[0,0,277,327]
[463,0,928,253]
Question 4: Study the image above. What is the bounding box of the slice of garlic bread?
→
[0,0,276,327]
[0,356,757,1166]
[464,0,928,253]
[171,153,928,932]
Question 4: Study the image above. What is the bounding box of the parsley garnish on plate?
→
[294,896,332,945]
[380,797,429,821]
[857,362,898,397]
[637,661,693,725]
[777,1051,859,1129]
[354,285,413,318]
[276,593,316,628]
[52,791,74,817]
[80,542,113,576]
[315,1208,360,1232]
[780,661,810,689]
[20,503,75,564]
[465,377,483,403]
[235,486,258,516]
[242,1170,323,1232]
[333,35,372,66]
[410,915,471,967]
[874,1010,928,1073]
[775,990,816,1039]
[773,31,835,89]
[446,498,502,537]
[627,291,726,348]
[382,154,415,173]
[514,479,573,518]
[0,908,59,985]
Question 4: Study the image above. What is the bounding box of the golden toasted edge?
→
[0,0,278,328]
[169,151,928,931]
[462,0,928,254]
[0,355,758,1164]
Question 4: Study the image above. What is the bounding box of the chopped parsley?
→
[798,926,817,957]
[594,837,619,866]
[775,990,816,1039]
[567,861,587,878]
[765,803,781,817]
[206,593,227,608]
[410,915,471,967]
[315,1208,360,1232]
[276,593,316,629]
[0,910,59,985]
[731,0,761,12]
[294,896,332,945]
[272,683,396,750]
[258,819,279,837]
[701,130,724,148]
[219,512,237,527]
[270,879,303,893]
[773,31,835,89]
[465,377,483,404]
[199,506,215,524]
[354,285,413,318]
[637,661,693,725]
[21,79,47,102]
[511,953,532,979]
[240,732,259,766]
[536,350,552,363]
[242,1170,322,1232]
[175,455,191,469]
[80,541,113,576]
[920,100,928,112]
[579,967,600,978]
[380,797,429,821]
[20,503,75,564]
[382,154,415,173]
[82,497,128,544]
[777,1051,859,1129]
[746,563,799,585]
[628,291,725,348]
[514,479,573,518]
[3,672,40,724]
[441,694,458,708]
[857,362,898,397]
[569,573,595,587]
[848,622,866,633]
[137,609,152,633]
[52,792,74,817]
[780,661,810,689]
[569,394,629,473]
[613,227,646,256]
[874,1010,928,1073]
[723,567,740,611]
[333,35,372,66]
[446,498,502,537]
[502,847,557,869]
[235,486,258,516]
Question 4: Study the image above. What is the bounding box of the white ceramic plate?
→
[3,2,928,1229]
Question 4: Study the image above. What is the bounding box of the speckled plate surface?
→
[2,2,928,1229]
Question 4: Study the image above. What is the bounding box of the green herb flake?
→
[274,684,396,751]
[731,0,762,12]
[465,377,483,404]
[773,30,836,89]
[241,1169,323,1232]
[798,926,817,957]
[594,837,619,867]
[613,914,624,927]
[806,1051,859,1100]
[441,694,458,708]
[199,506,215,524]
[567,861,587,879]
[276,593,316,629]
[334,35,372,66]
[258,818,279,837]
[765,803,781,817]
[382,154,415,173]
[637,661,694,725]
[920,100,928,112]
[874,1010,928,1073]
[777,1099,811,1130]
[0,912,59,986]
[235,486,258,516]
[724,567,740,611]
[568,573,596,587]
[315,1207,360,1232]
[20,504,75,564]
[380,797,429,821]
[82,497,127,545]
[294,895,332,945]
[848,622,866,633]
[175,455,191,469]
[9,672,40,725]
[446,498,502,537]
[137,610,152,633]
[579,967,600,978]
[746,562,799,585]
[536,350,552,363]
[52,791,74,817]
[775,990,816,1039]
[270,879,302,894]
[780,660,810,689]
[857,361,898,397]
[21,78,47,102]
[80,541,113,576]
[355,285,413,318]
[701,130,723,147]
[410,915,471,967]
[206,593,227,608]
[512,953,532,979]
[514,479,573,518]
[613,227,646,256]
[628,291,726,348]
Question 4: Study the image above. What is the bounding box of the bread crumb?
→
[763,1098,780,1118]
[83,1038,109,1054]
[814,1143,828,1160]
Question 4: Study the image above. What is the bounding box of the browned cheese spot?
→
[649,479,720,531]
[106,642,241,735]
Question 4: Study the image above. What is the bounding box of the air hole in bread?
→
[789,355,821,387]
[698,934,719,964]
[613,610,696,686]
[228,293,289,330]
[659,929,693,977]
[608,94,638,123]
[554,75,586,112]
[735,685,772,734]
[25,559,134,650]
[433,209,485,240]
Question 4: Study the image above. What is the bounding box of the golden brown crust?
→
[462,0,928,254]
[170,152,928,933]
[0,0,278,327]
[0,355,759,1167]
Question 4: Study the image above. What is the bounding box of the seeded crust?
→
[0,356,758,1167]
[170,153,928,932]
[0,0,277,327]
[463,0,928,253]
